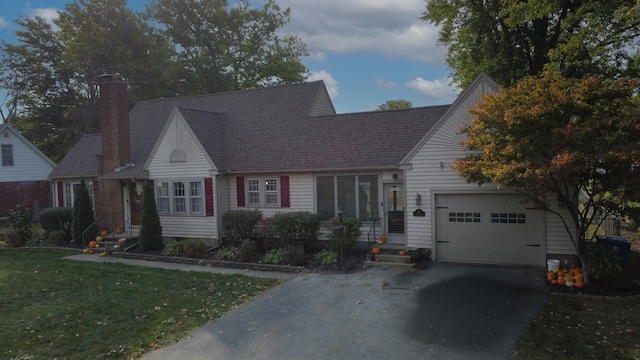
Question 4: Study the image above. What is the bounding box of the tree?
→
[138,182,163,251]
[377,99,412,111]
[148,0,308,93]
[422,0,640,88]
[72,178,95,244]
[454,71,640,280]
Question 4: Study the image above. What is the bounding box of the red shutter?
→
[57,182,64,207]
[280,175,290,208]
[236,176,245,207]
[205,177,214,216]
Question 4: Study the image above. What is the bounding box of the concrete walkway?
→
[64,253,299,280]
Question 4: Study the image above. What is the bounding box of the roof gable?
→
[400,72,500,165]
[1,123,56,169]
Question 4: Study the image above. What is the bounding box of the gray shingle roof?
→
[48,134,101,178]
[49,80,450,179]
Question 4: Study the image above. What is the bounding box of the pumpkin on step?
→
[380,234,386,244]
[399,250,405,256]
[372,247,381,254]
[89,241,97,248]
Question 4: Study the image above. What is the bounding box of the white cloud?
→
[0,17,9,29]
[406,77,460,102]
[375,78,395,88]
[29,8,60,23]
[308,70,339,98]
[278,0,446,65]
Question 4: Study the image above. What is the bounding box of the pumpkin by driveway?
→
[145,263,547,360]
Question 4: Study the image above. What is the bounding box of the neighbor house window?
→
[156,179,205,215]
[316,174,379,221]
[245,178,279,207]
[1,144,13,166]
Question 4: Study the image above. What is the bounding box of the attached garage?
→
[435,194,545,266]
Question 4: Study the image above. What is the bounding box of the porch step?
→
[364,243,417,269]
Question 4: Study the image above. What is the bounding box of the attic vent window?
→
[2,130,8,137]
[169,149,186,163]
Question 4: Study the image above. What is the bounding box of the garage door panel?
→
[435,194,544,266]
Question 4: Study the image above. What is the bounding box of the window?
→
[265,178,278,205]
[491,213,526,224]
[248,179,260,205]
[245,178,279,206]
[156,179,205,215]
[449,212,481,223]
[316,174,379,221]
[189,181,203,214]
[1,144,13,166]
[156,182,170,213]
[64,181,95,210]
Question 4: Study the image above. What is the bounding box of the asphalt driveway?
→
[144,263,547,360]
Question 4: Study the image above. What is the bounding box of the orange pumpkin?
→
[89,241,98,248]
[100,230,108,237]
[372,247,381,255]
[399,250,405,256]
[88,249,94,254]
[574,280,585,289]
[556,278,566,286]
[380,234,387,244]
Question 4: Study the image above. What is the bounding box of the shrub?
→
[281,244,305,266]
[324,217,362,253]
[221,209,262,247]
[586,241,623,281]
[47,230,69,246]
[39,207,73,237]
[27,229,48,247]
[314,249,338,265]
[263,248,285,264]
[271,211,320,248]
[139,182,163,251]
[255,216,278,249]
[1,205,32,247]
[216,247,242,261]
[238,239,257,262]
[72,178,94,244]
[162,239,207,258]
[0,230,8,247]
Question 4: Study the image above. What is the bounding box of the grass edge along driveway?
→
[0,249,281,359]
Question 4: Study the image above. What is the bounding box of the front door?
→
[384,183,405,243]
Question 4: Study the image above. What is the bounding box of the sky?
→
[0,0,460,114]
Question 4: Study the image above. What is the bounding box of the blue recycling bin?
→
[596,235,632,269]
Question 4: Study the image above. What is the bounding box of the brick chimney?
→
[95,74,130,232]
[98,73,131,175]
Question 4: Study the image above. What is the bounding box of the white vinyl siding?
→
[402,75,574,263]
[146,111,218,245]
[0,126,55,182]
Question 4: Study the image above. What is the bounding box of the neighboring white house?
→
[49,73,575,267]
[0,123,56,218]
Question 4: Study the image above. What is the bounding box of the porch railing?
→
[366,217,381,260]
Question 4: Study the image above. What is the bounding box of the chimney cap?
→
[96,73,126,84]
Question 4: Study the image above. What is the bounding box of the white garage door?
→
[435,194,544,266]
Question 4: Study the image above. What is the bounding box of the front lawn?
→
[512,228,640,360]
[0,249,280,359]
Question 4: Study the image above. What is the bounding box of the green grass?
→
[0,249,280,359]
[512,250,640,360]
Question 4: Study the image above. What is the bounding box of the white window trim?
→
[1,144,13,166]
[156,179,205,216]
[63,181,95,210]
[246,177,280,207]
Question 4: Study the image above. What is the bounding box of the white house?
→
[49,73,575,267]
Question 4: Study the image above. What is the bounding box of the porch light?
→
[415,193,422,207]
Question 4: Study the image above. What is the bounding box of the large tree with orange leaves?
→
[454,71,640,277]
